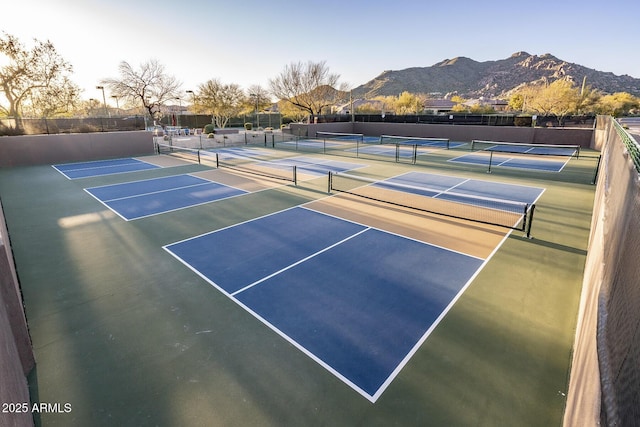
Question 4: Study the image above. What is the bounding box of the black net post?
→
[525,204,535,238]
[591,154,602,185]
[293,165,297,186]
[327,171,333,193]
[215,152,220,168]
[487,151,494,174]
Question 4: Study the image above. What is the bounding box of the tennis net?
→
[215,153,297,184]
[471,140,580,158]
[316,131,364,143]
[156,142,201,164]
[380,135,450,149]
[328,172,535,237]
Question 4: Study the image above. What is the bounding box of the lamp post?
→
[96,86,109,118]
[111,95,119,116]
[186,90,195,129]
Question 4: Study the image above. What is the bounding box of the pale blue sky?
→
[4,0,640,102]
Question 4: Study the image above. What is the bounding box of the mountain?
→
[352,52,640,99]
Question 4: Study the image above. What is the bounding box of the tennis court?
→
[0,134,597,426]
[448,140,579,172]
[162,166,545,401]
[85,174,248,220]
[449,151,571,172]
[165,206,485,402]
[53,157,160,179]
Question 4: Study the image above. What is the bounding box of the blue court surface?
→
[482,144,577,156]
[376,171,545,206]
[85,174,246,220]
[211,147,273,159]
[353,144,426,158]
[164,206,486,401]
[266,156,365,176]
[53,158,160,179]
[448,152,569,172]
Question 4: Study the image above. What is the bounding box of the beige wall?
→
[0,199,34,427]
[564,117,640,426]
[292,122,594,147]
[0,131,155,167]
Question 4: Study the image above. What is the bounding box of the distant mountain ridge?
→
[352,52,640,99]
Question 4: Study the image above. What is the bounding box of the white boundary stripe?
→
[371,226,515,401]
[52,160,160,180]
[300,205,484,261]
[83,174,250,221]
[447,152,568,173]
[158,242,379,401]
[231,227,370,296]
[96,181,214,202]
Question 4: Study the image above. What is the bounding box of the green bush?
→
[514,116,533,127]
[203,124,215,134]
[244,122,252,130]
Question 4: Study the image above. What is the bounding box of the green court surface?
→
[0,144,596,426]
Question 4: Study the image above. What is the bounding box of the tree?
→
[0,32,78,131]
[269,60,348,117]
[100,60,181,123]
[395,91,423,114]
[596,92,640,117]
[193,79,245,129]
[29,76,81,133]
[245,85,271,114]
[508,93,525,111]
[277,99,308,123]
[517,79,580,125]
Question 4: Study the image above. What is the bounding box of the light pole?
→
[186,90,195,129]
[96,86,109,118]
[111,95,119,116]
[89,97,104,131]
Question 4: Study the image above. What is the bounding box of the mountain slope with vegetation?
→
[353,52,640,98]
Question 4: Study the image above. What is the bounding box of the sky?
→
[3,0,640,104]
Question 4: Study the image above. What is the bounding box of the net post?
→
[293,165,297,186]
[576,145,581,159]
[197,149,201,164]
[445,139,450,150]
[591,154,602,185]
[327,171,333,193]
[412,144,418,164]
[395,144,400,162]
[525,204,535,238]
[215,152,219,168]
[487,150,493,173]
